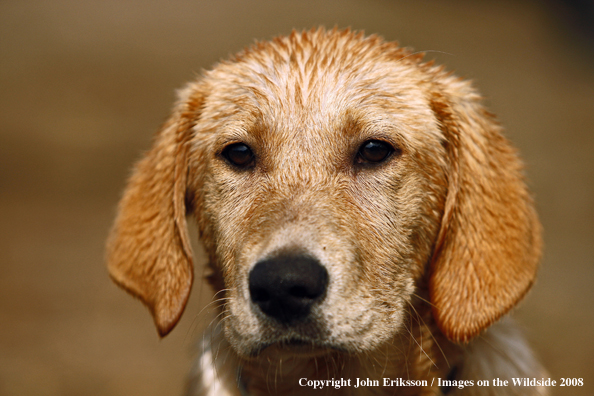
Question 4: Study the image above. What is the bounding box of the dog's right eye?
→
[356,139,396,165]
[222,143,255,168]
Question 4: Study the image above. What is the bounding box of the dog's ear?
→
[107,88,202,337]
[429,83,542,343]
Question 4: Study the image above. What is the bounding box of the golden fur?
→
[107,28,547,395]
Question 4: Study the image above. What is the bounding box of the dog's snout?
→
[248,253,328,324]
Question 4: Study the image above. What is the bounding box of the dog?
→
[107,28,547,395]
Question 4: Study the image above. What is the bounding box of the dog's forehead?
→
[199,33,434,140]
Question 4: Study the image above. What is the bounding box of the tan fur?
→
[107,28,546,395]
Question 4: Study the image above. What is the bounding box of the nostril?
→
[289,285,309,299]
[248,252,328,324]
[250,287,270,303]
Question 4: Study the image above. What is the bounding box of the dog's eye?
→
[357,140,395,164]
[222,143,254,168]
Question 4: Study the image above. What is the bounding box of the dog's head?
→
[107,29,541,357]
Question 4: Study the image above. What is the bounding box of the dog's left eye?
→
[356,140,395,164]
[222,143,255,168]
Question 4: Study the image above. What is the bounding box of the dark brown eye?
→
[357,140,395,164]
[222,143,254,168]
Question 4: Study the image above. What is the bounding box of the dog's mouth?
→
[247,337,344,359]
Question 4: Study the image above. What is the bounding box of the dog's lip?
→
[247,338,346,358]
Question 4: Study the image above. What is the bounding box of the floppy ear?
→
[107,88,202,337]
[429,84,542,343]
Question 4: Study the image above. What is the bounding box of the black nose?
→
[248,253,329,324]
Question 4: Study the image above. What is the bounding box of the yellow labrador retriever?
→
[107,28,547,395]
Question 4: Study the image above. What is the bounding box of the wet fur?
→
[107,28,547,395]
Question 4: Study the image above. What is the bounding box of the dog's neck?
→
[238,339,459,396]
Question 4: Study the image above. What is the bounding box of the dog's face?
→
[192,39,449,356]
[107,29,541,358]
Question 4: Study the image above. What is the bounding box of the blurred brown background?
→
[1,0,593,395]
